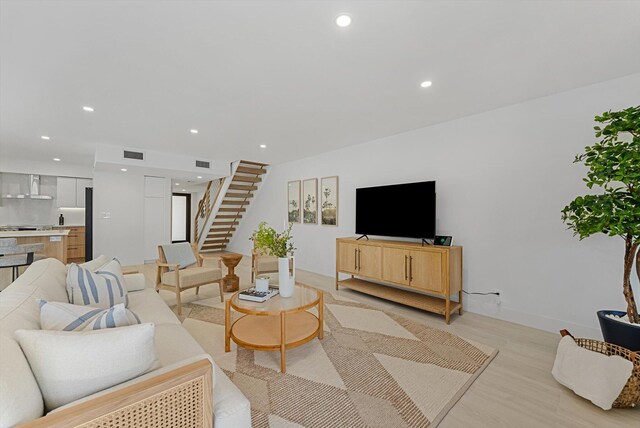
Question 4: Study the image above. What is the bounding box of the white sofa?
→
[0,257,251,428]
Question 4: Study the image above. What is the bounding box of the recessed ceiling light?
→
[41,135,50,140]
[259,144,267,148]
[120,168,127,172]
[190,129,198,134]
[175,183,180,186]
[82,106,94,112]
[420,81,433,88]
[336,14,352,27]
[53,158,61,162]
[197,176,202,179]
[182,189,186,192]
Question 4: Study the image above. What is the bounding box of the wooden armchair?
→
[156,243,224,315]
[250,246,292,283]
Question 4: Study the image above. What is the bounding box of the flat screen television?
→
[355,181,435,239]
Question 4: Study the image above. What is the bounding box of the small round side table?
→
[220,253,243,292]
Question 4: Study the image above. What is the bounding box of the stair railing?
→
[194,178,224,244]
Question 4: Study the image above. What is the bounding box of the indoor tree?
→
[562,106,640,323]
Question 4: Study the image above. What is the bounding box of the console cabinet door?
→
[382,247,410,286]
[357,245,381,279]
[409,250,444,293]
[337,242,358,274]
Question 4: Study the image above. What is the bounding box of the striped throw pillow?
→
[39,300,141,331]
[66,259,129,309]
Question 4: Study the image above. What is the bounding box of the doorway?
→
[171,193,191,243]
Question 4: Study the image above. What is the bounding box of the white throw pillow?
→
[15,323,160,411]
[39,300,141,331]
[66,259,129,309]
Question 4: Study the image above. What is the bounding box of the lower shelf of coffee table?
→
[230,311,319,350]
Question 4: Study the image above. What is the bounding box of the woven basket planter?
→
[560,330,639,408]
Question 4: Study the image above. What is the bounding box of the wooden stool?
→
[221,253,243,292]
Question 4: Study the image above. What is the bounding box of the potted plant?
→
[562,106,640,351]
[250,222,296,297]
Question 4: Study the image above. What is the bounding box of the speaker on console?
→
[434,235,452,246]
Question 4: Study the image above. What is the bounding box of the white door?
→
[171,195,188,242]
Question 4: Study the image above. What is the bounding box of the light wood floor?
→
[132,256,639,427]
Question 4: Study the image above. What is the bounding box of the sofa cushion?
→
[161,266,222,288]
[153,323,207,366]
[161,242,197,271]
[212,364,252,428]
[39,300,141,331]
[16,323,160,411]
[66,260,128,309]
[0,258,69,335]
[0,334,44,427]
[78,255,110,272]
[127,288,180,325]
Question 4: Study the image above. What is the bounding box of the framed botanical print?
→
[302,178,318,224]
[320,176,338,226]
[287,180,301,223]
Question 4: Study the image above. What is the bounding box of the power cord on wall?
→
[462,290,499,296]
[463,290,501,305]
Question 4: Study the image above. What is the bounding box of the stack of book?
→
[238,287,279,303]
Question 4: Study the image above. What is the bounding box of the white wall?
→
[229,73,640,338]
[93,172,171,266]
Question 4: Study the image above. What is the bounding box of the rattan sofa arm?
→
[18,359,213,428]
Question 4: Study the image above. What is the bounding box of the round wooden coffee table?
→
[220,253,242,292]
[225,284,323,373]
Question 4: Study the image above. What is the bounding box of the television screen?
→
[356,181,436,239]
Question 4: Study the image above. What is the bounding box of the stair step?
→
[236,166,267,175]
[202,245,226,250]
[212,221,239,226]
[215,214,242,219]
[228,184,258,191]
[232,175,262,183]
[207,227,236,233]
[239,160,268,167]
[205,238,230,244]
[219,207,246,212]
[221,200,250,205]
[225,192,253,199]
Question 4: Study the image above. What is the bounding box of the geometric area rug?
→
[180,289,498,428]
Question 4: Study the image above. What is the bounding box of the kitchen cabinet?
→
[57,177,92,208]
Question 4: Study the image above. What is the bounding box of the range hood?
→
[2,175,53,200]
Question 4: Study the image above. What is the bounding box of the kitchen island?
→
[0,229,69,288]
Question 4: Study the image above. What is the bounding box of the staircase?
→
[195,160,268,253]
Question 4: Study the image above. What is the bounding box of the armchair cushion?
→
[256,257,278,272]
[161,243,197,271]
[161,266,222,288]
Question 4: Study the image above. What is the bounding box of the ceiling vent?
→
[195,160,210,169]
[123,150,144,161]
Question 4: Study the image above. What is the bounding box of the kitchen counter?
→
[0,230,70,238]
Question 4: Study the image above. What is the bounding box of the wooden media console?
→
[335,237,463,323]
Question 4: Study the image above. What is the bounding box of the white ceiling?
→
[1,1,639,168]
